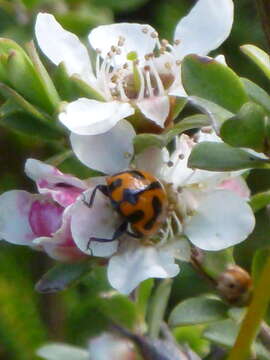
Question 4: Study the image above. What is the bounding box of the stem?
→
[228,255,270,360]
[147,279,172,339]
[256,0,270,50]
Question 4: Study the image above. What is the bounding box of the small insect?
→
[85,170,168,249]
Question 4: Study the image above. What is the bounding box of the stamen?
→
[148,58,165,96]
[136,66,145,101]
[176,60,181,66]
[118,36,125,46]
[174,39,181,45]
[142,27,149,34]
[151,31,158,38]
[118,81,129,101]
[145,69,153,97]
[178,154,185,160]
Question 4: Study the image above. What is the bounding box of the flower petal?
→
[70,119,135,174]
[59,98,134,136]
[184,190,255,251]
[174,0,234,59]
[71,189,121,257]
[35,13,95,83]
[89,23,157,66]
[89,333,135,360]
[25,158,87,207]
[0,190,36,245]
[108,240,179,294]
[137,96,170,128]
[135,146,169,178]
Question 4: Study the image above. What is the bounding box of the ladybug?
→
[85,170,168,247]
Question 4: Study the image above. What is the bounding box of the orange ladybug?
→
[86,170,168,247]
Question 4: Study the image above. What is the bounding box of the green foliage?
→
[220,102,267,152]
[169,296,229,327]
[37,343,89,360]
[188,142,270,171]
[181,55,248,113]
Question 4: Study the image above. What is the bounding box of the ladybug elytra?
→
[86,170,168,247]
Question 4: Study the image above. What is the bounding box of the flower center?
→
[94,31,181,102]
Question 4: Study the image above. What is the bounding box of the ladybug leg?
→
[86,221,128,251]
[82,184,108,208]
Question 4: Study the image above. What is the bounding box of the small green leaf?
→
[203,319,239,348]
[241,45,270,81]
[188,96,234,127]
[136,279,154,319]
[133,114,210,154]
[35,262,92,293]
[169,296,228,327]
[249,191,270,213]
[241,78,270,114]
[251,247,270,286]
[147,279,172,338]
[182,55,248,112]
[220,102,267,152]
[188,142,270,171]
[71,75,105,101]
[98,294,138,330]
[37,343,89,360]
[0,39,58,114]
[201,249,235,279]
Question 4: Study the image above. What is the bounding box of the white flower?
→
[68,130,254,294]
[35,0,234,172]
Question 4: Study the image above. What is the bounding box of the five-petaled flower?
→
[35,0,234,173]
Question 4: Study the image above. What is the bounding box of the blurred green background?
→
[0,0,269,359]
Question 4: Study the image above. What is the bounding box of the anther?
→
[123,63,129,69]
[111,45,117,52]
[161,39,169,46]
[144,65,151,72]
[151,31,158,38]
[176,60,181,66]
[116,48,122,55]
[174,39,181,45]
[118,36,125,46]
[142,27,149,34]
[167,160,174,167]
[96,48,102,54]
[178,154,185,160]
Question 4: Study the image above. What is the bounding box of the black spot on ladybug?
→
[127,210,144,223]
[144,196,162,230]
[108,178,122,192]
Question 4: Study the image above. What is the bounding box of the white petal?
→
[35,13,94,83]
[108,240,179,294]
[137,96,170,128]
[135,146,169,178]
[174,0,234,59]
[89,23,157,66]
[0,190,35,245]
[70,120,135,174]
[59,98,134,136]
[89,333,135,360]
[184,190,255,251]
[71,189,121,257]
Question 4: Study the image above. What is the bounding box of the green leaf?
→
[133,114,210,154]
[188,96,234,127]
[98,293,138,330]
[203,319,270,359]
[251,247,270,286]
[1,112,63,140]
[169,296,228,327]
[220,102,267,152]
[249,191,270,213]
[0,39,59,114]
[147,279,172,338]
[203,319,239,347]
[201,249,235,279]
[182,55,248,113]
[25,41,60,112]
[35,262,92,293]
[241,44,270,81]
[173,325,210,357]
[70,75,105,101]
[188,142,270,171]
[37,343,89,360]
[241,78,270,114]
[136,279,154,320]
